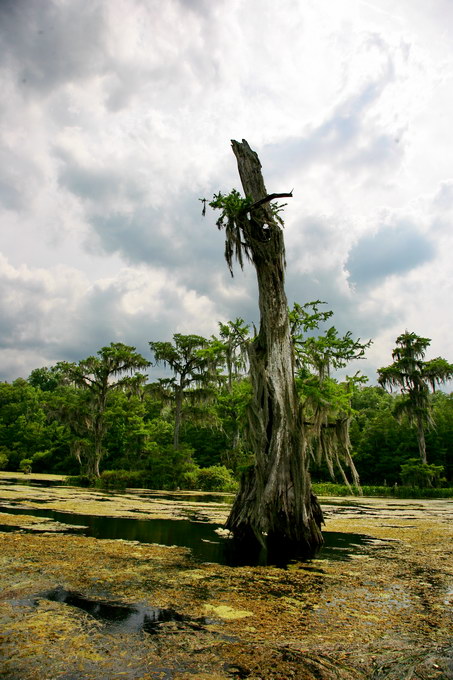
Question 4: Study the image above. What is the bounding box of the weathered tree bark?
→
[173,386,184,449]
[416,415,428,465]
[225,140,324,560]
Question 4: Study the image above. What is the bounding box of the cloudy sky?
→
[1,0,452,385]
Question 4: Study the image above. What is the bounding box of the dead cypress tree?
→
[209,139,324,560]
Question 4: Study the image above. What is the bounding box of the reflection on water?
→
[0,504,232,561]
[0,477,65,487]
[319,531,375,558]
[132,491,233,504]
[0,477,234,505]
[0,503,373,567]
[40,585,201,634]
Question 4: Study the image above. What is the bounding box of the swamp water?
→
[34,585,217,635]
[3,484,453,680]
[0,495,374,566]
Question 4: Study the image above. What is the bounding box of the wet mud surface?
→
[1,473,452,679]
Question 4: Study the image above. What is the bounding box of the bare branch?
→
[240,191,293,215]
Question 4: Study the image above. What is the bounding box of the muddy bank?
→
[0,477,452,679]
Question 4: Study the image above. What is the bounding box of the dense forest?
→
[1,311,452,495]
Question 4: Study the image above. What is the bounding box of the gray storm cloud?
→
[346,223,436,288]
[0,0,452,383]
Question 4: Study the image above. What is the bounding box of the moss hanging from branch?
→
[203,188,292,276]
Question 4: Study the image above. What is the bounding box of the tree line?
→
[1,319,452,491]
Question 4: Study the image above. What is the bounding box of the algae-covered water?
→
[1,472,453,680]
[0,497,375,566]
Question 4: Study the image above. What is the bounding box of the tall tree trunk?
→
[416,415,428,465]
[174,386,183,449]
[90,430,103,477]
[91,396,106,478]
[225,140,323,560]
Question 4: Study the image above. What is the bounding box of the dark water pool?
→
[37,585,211,634]
[0,478,233,504]
[0,504,374,567]
[0,477,65,487]
[131,491,233,504]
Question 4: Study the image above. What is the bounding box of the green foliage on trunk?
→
[290,300,371,491]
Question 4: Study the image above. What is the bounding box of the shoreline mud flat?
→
[1,475,452,679]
